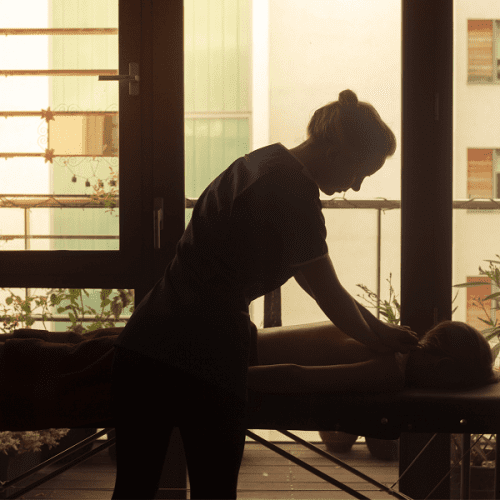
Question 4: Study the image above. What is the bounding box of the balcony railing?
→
[2,194,500,326]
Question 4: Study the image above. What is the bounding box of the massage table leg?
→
[246,430,500,500]
[246,430,413,500]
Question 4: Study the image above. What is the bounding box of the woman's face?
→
[316,149,384,196]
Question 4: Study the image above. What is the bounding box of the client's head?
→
[405,320,499,390]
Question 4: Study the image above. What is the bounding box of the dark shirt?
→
[114,143,328,398]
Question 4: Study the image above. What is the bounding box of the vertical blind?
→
[467,148,493,198]
[468,19,494,83]
[184,0,250,227]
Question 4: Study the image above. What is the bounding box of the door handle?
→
[154,197,164,250]
[98,62,139,96]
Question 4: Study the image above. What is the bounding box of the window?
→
[467,148,500,199]
[468,20,500,83]
[0,0,120,251]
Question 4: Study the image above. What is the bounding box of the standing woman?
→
[110,89,419,500]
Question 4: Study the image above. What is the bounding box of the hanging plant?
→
[90,166,119,215]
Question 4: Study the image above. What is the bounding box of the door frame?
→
[400,1,453,498]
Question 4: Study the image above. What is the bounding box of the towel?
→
[0,328,122,431]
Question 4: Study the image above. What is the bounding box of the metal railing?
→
[2,194,500,324]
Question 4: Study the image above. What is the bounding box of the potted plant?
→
[0,288,133,466]
[453,255,500,369]
[324,260,500,490]
[0,428,70,499]
[450,255,500,499]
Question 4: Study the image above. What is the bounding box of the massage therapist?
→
[110,89,419,500]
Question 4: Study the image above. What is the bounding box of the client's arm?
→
[247,354,404,394]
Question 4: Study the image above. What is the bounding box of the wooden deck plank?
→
[16,441,400,500]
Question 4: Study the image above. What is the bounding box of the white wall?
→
[453,0,500,323]
[267,0,402,327]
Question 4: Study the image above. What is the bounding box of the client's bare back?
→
[256,321,376,366]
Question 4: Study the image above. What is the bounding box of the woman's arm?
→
[296,254,418,353]
[294,269,316,300]
[247,355,404,394]
[295,254,388,352]
[354,300,419,353]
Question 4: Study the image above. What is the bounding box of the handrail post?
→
[24,207,30,250]
[377,208,381,320]
[264,288,282,327]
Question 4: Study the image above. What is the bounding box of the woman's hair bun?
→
[338,89,358,108]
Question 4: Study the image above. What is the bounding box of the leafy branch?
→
[356,273,401,325]
[453,255,500,362]
[0,288,134,335]
[90,166,119,215]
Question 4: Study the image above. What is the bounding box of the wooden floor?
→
[12,439,401,500]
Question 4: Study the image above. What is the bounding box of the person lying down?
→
[246,320,500,394]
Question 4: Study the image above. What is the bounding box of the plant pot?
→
[0,451,42,499]
[319,431,358,453]
[41,428,97,464]
[450,464,495,499]
[365,437,399,461]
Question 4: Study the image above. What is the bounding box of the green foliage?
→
[0,288,134,334]
[0,429,71,456]
[453,255,500,363]
[0,286,132,455]
[90,166,119,215]
[356,273,401,325]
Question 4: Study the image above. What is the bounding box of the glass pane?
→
[272,1,401,328]
[0,288,134,333]
[454,2,500,370]
[0,0,119,250]
[184,0,402,324]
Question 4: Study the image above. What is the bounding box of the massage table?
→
[0,328,499,499]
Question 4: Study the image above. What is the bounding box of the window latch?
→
[98,62,139,96]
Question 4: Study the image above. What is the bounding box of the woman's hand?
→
[370,322,419,354]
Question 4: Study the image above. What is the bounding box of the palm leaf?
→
[453,281,492,288]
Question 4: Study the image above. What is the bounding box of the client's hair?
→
[418,320,499,389]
